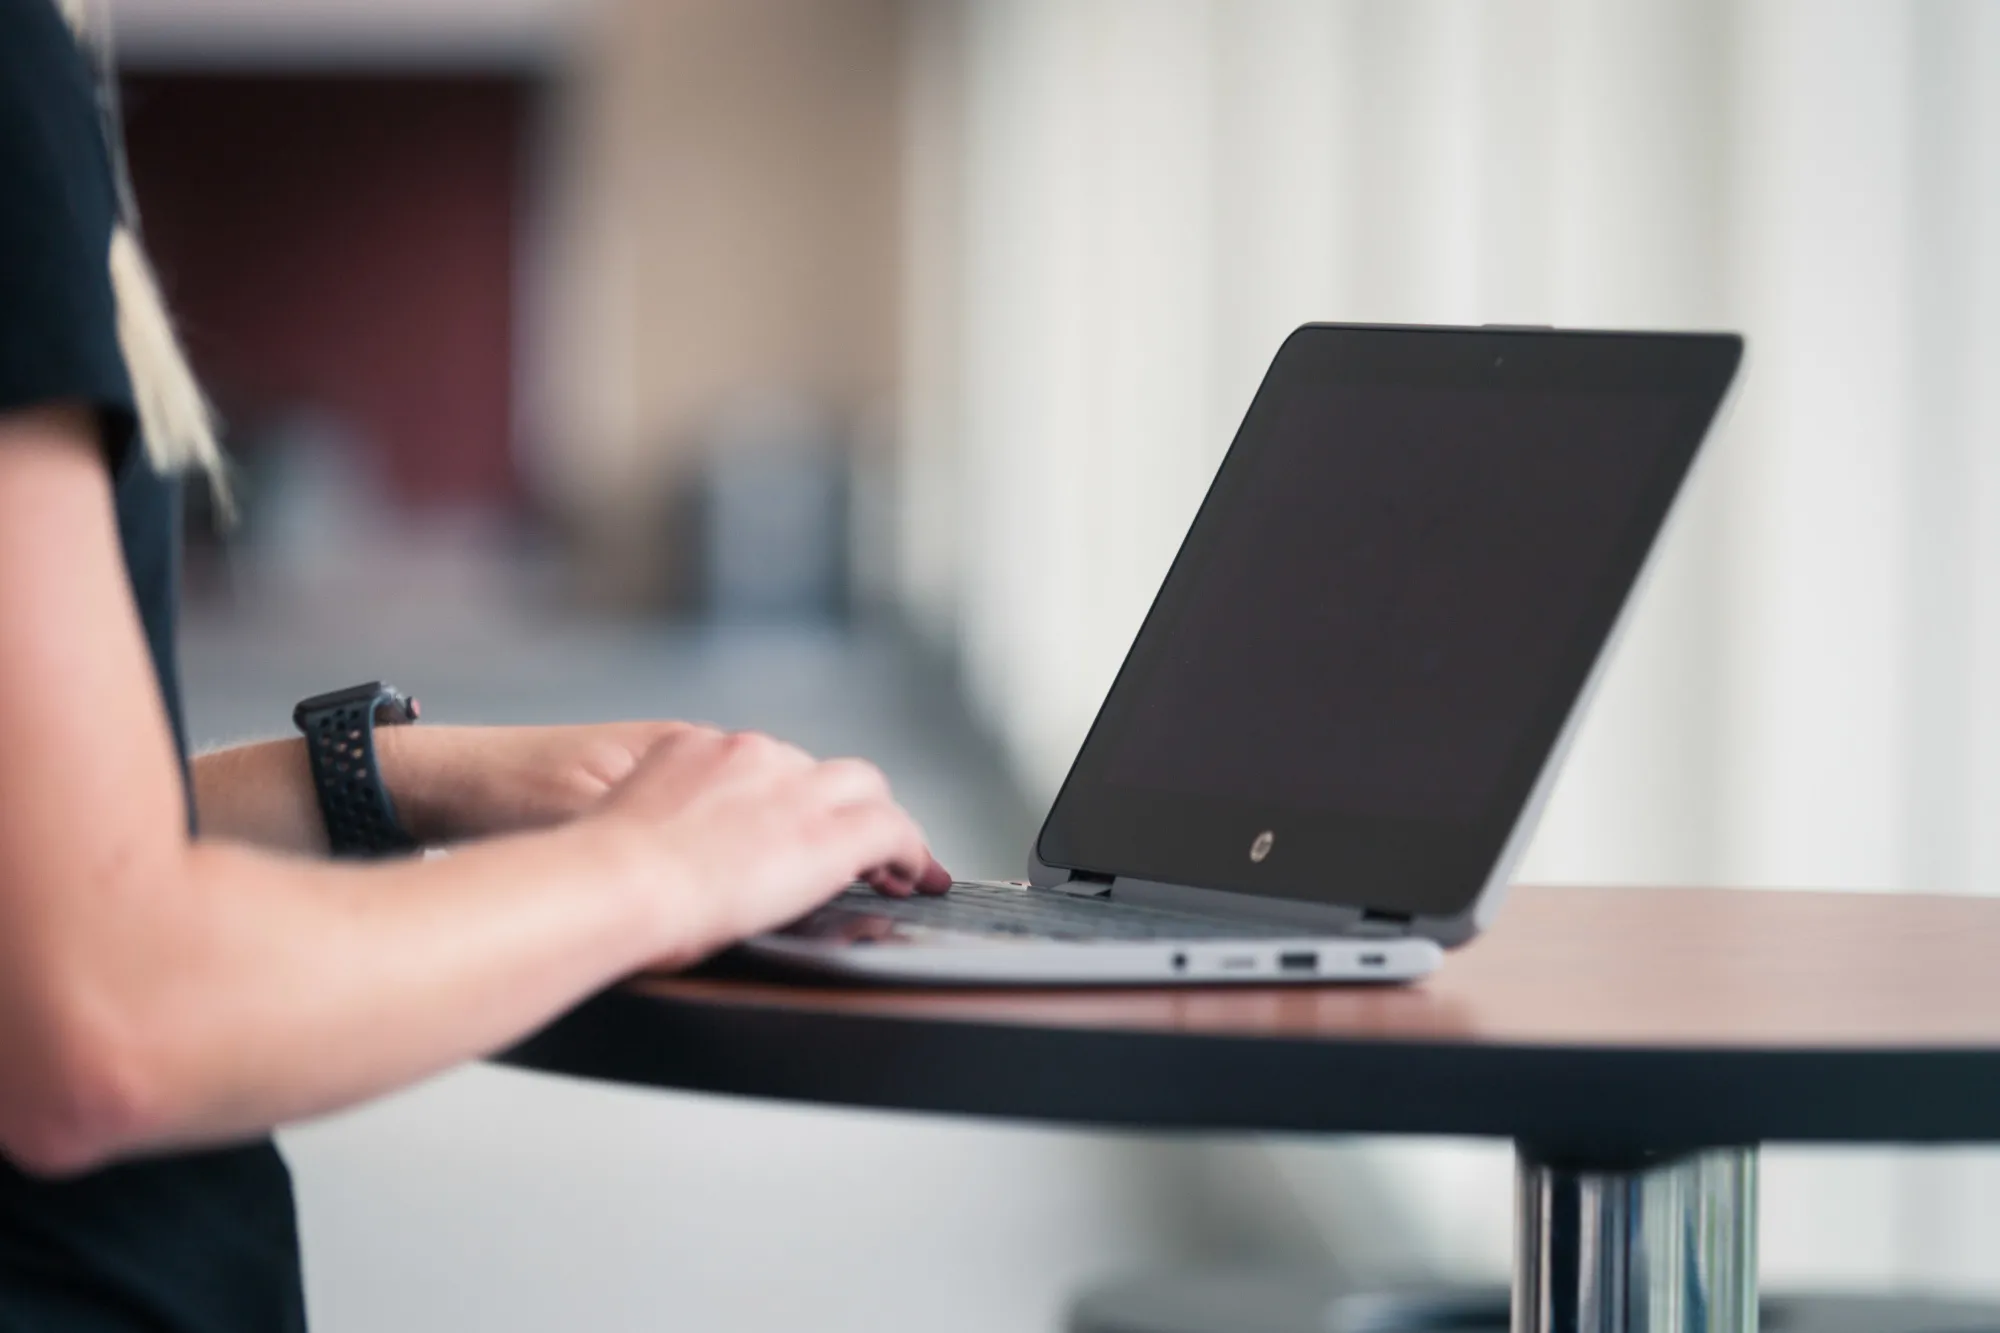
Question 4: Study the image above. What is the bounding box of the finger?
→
[626,720,711,768]
[862,865,916,898]
[819,800,930,890]
[638,722,727,765]
[722,730,816,778]
[915,854,954,894]
[618,726,729,797]
[795,757,893,808]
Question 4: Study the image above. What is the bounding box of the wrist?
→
[371,724,457,846]
[292,682,424,857]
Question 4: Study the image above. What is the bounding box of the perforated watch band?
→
[293,682,421,858]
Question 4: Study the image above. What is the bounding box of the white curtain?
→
[899,0,2000,1289]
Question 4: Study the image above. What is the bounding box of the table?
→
[505,885,2000,1333]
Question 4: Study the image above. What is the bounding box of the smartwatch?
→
[293,682,422,858]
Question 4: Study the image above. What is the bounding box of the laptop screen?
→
[1036,325,1741,922]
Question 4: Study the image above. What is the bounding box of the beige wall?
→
[532,0,904,599]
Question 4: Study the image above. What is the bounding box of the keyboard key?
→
[800,881,1318,942]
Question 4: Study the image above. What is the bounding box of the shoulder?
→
[0,0,97,107]
[0,0,105,158]
[0,0,133,459]
[0,0,84,57]
[0,0,112,219]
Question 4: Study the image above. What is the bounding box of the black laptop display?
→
[1037,325,1742,921]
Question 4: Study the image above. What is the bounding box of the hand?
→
[588,727,952,963]
[378,721,694,844]
[378,717,950,893]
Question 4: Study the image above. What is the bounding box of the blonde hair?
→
[56,0,232,512]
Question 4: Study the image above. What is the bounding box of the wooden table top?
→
[506,885,2000,1153]
[635,885,2000,1048]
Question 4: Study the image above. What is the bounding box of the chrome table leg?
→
[1515,1146,1758,1333]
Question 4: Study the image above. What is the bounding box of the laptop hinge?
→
[1351,909,1415,938]
[1051,870,1115,898]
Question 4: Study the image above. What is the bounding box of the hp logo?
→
[1249,830,1275,863]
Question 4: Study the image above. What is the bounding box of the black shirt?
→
[0,2,307,1329]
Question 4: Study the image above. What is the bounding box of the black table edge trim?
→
[499,984,2000,1156]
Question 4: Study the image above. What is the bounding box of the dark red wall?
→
[122,73,528,508]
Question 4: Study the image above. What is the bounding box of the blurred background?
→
[101,0,2000,1328]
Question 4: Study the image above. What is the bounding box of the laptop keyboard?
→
[809,880,1320,942]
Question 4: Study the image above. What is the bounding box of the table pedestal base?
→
[1516,1145,1758,1333]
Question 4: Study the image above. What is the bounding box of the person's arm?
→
[0,404,947,1179]
[191,721,704,856]
[189,739,323,852]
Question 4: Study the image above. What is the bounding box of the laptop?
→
[746,323,1743,985]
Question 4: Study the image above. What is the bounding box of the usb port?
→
[1360,952,1387,967]
[1278,951,1319,973]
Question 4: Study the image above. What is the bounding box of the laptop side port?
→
[1278,951,1319,973]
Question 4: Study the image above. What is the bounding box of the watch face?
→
[296,681,389,713]
[293,682,410,732]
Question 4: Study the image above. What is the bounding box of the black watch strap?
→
[293,682,422,858]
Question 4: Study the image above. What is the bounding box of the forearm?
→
[16,819,675,1171]
[190,739,325,853]
[0,409,934,1178]
[191,725,616,854]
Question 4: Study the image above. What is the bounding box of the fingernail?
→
[870,869,914,897]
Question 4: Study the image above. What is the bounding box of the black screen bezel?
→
[1034,323,1743,920]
